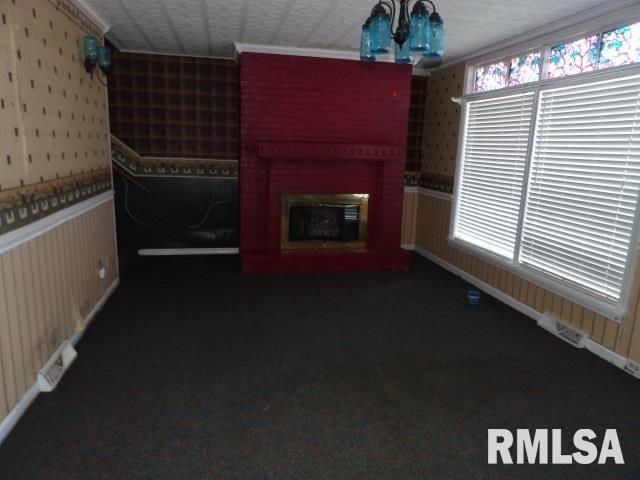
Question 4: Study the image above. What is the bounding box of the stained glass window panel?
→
[474,62,508,92]
[599,22,640,69]
[547,35,600,78]
[508,52,541,86]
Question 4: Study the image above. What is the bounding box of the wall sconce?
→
[98,46,112,74]
[82,35,112,74]
[82,35,99,72]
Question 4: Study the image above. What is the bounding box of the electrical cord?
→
[177,200,231,229]
[123,179,232,230]
[124,179,167,227]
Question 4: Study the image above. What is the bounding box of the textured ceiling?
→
[85,0,628,61]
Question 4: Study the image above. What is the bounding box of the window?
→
[474,55,539,92]
[599,22,640,69]
[474,62,509,92]
[452,71,640,320]
[472,21,640,93]
[547,35,600,78]
[454,93,535,258]
[508,52,541,86]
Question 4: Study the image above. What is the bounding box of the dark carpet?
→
[1,254,639,479]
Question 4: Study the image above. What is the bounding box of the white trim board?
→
[234,43,430,75]
[407,244,542,321]
[113,49,233,61]
[71,0,111,34]
[235,42,386,63]
[137,248,239,256]
[70,278,120,346]
[441,1,640,69]
[129,174,238,180]
[404,186,453,201]
[404,243,638,381]
[0,191,114,256]
[0,277,119,446]
[0,383,39,449]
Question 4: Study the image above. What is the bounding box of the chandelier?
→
[360,0,444,64]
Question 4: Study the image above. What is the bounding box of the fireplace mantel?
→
[258,141,404,162]
[240,53,411,274]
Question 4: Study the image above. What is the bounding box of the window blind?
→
[454,92,535,259]
[519,74,640,302]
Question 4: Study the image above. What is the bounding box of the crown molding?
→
[70,0,110,34]
[233,43,429,75]
[234,43,382,62]
[114,48,234,61]
[438,0,640,69]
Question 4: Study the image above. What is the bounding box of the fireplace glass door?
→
[281,194,369,250]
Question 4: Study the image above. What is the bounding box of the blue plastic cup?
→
[467,290,481,306]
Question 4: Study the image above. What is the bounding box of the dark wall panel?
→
[113,175,238,253]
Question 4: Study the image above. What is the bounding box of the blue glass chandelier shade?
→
[359,0,444,64]
[360,24,376,61]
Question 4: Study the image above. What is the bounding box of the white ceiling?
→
[84,0,636,62]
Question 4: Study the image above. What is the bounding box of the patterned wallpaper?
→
[108,52,239,160]
[419,64,465,192]
[0,0,111,234]
[108,52,427,172]
[407,75,428,172]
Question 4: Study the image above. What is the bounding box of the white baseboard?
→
[585,340,628,369]
[411,244,542,322]
[70,278,120,346]
[406,244,637,380]
[137,248,238,256]
[0,383,39,448]
[0,277,119,446]
[403,187,453,201]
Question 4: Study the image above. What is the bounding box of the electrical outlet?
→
[625,359,640,379]
[98,262,108,280]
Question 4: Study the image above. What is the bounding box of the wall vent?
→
[37,341,77,392]
[537,313,587,348]
[625,359,640,379]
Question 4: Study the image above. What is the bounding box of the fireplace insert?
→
[281,194,369,250]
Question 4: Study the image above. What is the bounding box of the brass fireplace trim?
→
[281,193,369,250]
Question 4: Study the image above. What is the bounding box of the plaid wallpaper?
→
[108,51,239,159]
[406,75,428,172]
[108,51,425,168]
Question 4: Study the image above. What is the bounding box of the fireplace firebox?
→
[281,194,368,250]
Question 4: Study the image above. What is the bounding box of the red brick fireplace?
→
[240,53,411,274]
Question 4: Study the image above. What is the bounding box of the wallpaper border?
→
[111,135,238,179]
[0,169,112,236]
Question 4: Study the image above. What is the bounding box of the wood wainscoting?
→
[401,187,640,371]
[0,195,119,438]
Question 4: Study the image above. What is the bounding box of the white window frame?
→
[450,64,640,322]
